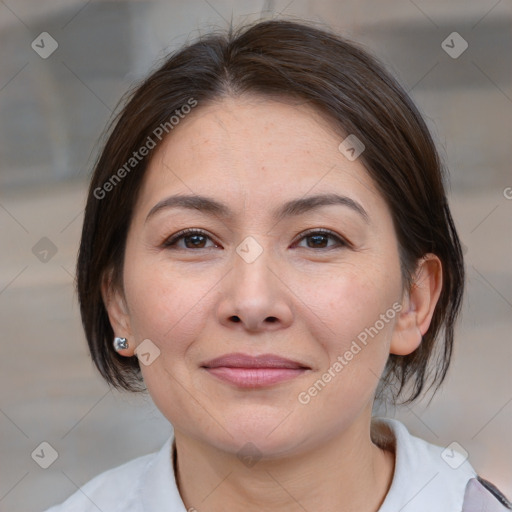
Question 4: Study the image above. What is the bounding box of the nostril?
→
[231,316,241,322]
[266,317,277,323]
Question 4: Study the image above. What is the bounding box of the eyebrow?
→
[145,193,369,224]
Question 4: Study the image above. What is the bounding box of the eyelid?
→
[291,228,351,249]
[162,228,219,248]
[162,227,351,250]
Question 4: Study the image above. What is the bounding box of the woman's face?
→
[110,95,411,457]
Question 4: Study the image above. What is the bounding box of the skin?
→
[103,95,443,512]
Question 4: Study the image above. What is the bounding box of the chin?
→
[205,410,308,459]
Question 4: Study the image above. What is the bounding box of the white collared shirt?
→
[44,417,478,511]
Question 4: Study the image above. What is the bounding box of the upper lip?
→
[201,353,310,369]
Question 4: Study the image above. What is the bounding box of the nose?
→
[216,241,294,333]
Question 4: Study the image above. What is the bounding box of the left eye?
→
[293,230,347,250]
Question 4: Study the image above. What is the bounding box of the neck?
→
[173,414,395,512]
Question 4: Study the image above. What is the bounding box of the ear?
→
[390,254,443,356]
[101,270,135,357]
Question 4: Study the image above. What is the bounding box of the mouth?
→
[201,353,311,388]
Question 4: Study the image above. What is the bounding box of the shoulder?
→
[462,475,512,511]
[372,417,512,511]
[43,439,172,512]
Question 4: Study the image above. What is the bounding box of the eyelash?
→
[162,228,350,251]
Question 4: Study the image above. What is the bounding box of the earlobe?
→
[101,271,135,357]
[390,254,443,356]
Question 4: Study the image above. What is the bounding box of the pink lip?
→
[201,353,310,388]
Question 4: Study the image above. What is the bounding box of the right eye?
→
[162,229,220,250]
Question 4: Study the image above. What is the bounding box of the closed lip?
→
[201,352,310,369]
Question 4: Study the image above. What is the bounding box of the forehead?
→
[134,95,382,219]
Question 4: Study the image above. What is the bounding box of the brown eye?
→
[163,229,218,250]
[294,229,348,250]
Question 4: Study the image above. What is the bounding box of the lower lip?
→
[204,367,308,387]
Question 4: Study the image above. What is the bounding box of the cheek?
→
[294,272,398,423]
[121,256,219,421]
[294,253,402,409]
[122,253,215,358]
[304,259,401,351]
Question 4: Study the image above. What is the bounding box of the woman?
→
[45,19,511,512]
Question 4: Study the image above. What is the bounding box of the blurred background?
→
[0,1,511,510]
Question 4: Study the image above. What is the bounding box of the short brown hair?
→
[76,19,465,404]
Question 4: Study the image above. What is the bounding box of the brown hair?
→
[76,19,464,404]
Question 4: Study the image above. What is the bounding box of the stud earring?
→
[113,337,129,352]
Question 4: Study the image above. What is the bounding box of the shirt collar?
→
[138,435,187,511]
[135,418,476,511]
